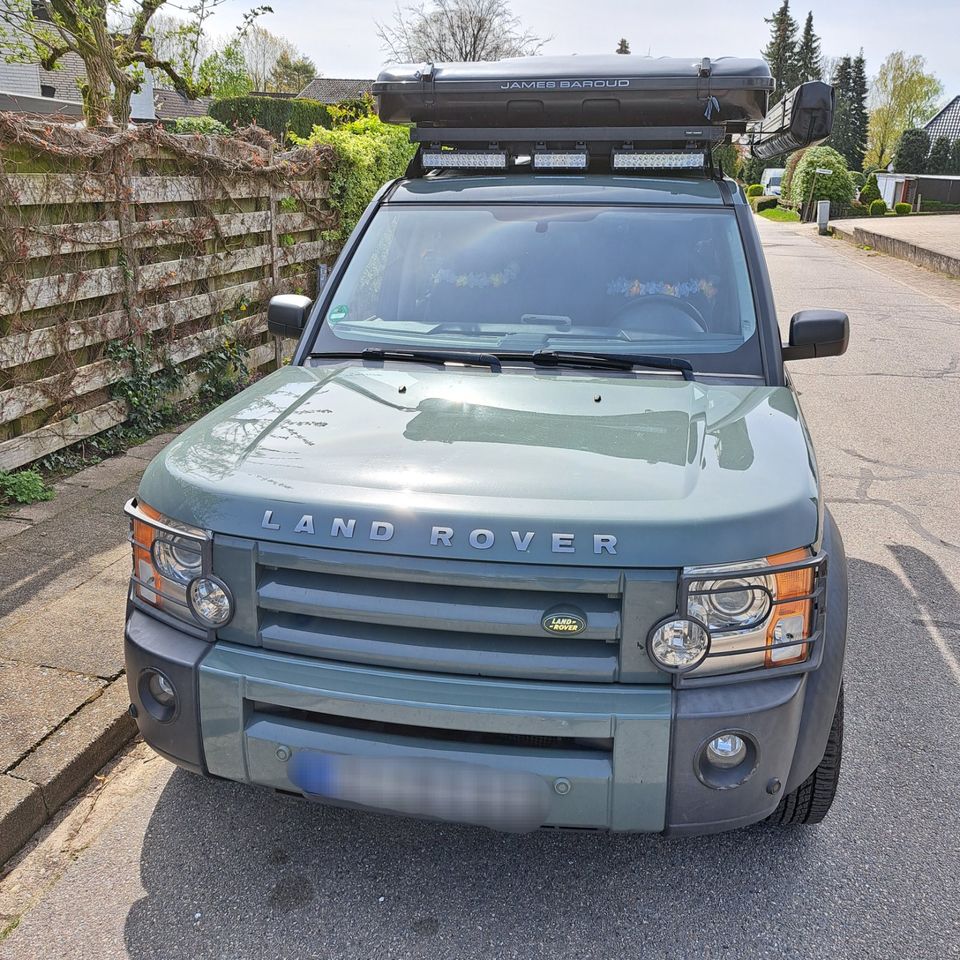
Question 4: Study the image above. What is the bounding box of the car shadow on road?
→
[120,552,960,960]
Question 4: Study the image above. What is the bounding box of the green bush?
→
[894,202,912,216]
[0,469,54,505]
[293,116,417,247]
[210,97,332,142]
[746,183,764,197]
[781,147,807,202]
[167,116,230,135]
[850,171,866,189]
[869,198,888,216]
[789,146,855,213]
[859,173,881,205]
[748,195,779,212]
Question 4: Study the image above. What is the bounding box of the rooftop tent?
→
[375,56,775,129]
[374,55,833,172]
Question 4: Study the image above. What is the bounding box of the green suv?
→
[124,55,848,834]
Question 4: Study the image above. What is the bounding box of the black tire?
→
[767,684,843,826]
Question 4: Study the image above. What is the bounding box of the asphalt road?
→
[2,219,960,960]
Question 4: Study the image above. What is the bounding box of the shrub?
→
[781,147,807,202]
[167,116,230,135]
[0,469,54,505]
[210,96,332,142]
[849,171,866,189]
[746,183,764,197]
[789,146,855,214]
[292,116,417,247]
[859,173,881,205]
[869,198,888,216]
[749,195,779,212]
[894,202,912,216]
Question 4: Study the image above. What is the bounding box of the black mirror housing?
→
[267,294,312,339]
[782,309,849,362]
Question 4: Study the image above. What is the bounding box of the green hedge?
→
[749,195,779,212]
[790,147,855,211]
[894,202,912,216]
[209,97,332,142]
[869,198,888,216]
[746,183,764,197]
[292,116,417,247]
[166,116,230,135]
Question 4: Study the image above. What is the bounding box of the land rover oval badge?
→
[541,610,587,635]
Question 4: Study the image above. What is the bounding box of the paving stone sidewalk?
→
[830,213,960,278]
[0,433,178,867]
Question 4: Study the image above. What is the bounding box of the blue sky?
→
[212,0,959,105]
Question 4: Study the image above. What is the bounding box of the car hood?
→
[139,363,820,567]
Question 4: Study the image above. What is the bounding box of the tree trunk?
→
[111,80,134,128]
[81,57,114,128]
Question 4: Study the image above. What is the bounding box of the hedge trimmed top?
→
[210,97,333,142]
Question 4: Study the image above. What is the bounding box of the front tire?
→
[767,684,844,826]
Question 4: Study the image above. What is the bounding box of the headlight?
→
[127,499,216,630]
[682,548,814,676]
[151,532,203,585]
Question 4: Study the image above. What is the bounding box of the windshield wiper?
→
[309,349,502,372]
[499,349,695,381]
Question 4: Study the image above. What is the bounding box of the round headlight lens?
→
[648,617,710,672]
[187,576,234,627]
[689,576,772,631]
[152,535,203,585]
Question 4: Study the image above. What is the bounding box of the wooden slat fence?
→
[0,121,335,472]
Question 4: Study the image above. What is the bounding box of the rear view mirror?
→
[781,309,849,362]
[267,294,312,339]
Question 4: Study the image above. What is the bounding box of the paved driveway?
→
[1,219,959,960]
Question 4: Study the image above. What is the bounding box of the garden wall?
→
[0,117,335,471]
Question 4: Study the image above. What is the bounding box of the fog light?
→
[647,617,710,672]
[706,734,747,769]
[148,671,176,706]
[187,576,234,627]
[139,668,178,723]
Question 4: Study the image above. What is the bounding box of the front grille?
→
[254,542,624,682]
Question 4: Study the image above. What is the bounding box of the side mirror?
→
[781,309,849,362]
[267,294,312,339]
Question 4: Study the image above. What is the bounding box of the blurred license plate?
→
[288,752,551,832]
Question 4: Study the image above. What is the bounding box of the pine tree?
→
[848,52,869,172]
[828,58,853,165]
[795,12,821,82]
[763,0,800,102]
[927,135,952,174]
[616,38,630,55]
[893,128,931,173]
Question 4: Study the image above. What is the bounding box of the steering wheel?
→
[611,294,708,335]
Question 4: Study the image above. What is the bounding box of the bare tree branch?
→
[376,0,546,63]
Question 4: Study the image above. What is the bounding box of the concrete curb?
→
[831,222,960,278]
[0,681,136,867]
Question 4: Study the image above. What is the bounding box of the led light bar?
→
[421,149,508,170]
[612,149,706,170]
[532,149,589,170]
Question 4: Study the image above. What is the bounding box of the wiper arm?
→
[309,349,502,372]
[500,349,695,381]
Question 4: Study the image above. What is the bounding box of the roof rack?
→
[373,56,833,176]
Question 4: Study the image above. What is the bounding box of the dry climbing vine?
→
[0,114,336,470]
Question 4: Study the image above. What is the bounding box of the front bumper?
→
[125,608,813,833]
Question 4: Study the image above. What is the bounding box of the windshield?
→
[310,204,763,375]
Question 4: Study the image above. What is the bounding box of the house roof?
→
[924,96,960,142]
[298,77,374,104]
[154,89,212,120]
[37,51,85,100]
